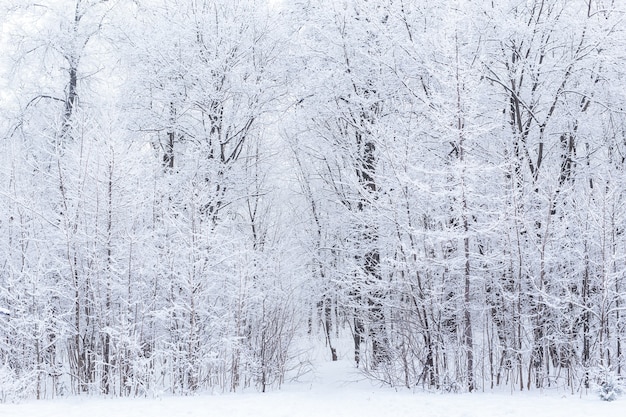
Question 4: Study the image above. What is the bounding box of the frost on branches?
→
[1,0,626,399]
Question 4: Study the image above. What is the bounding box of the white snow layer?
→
[1,360,624,417]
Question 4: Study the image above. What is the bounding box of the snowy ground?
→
[1,360,624,417]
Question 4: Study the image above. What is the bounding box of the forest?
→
[0,0,625,400]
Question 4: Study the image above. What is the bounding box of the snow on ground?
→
[0,360,624,417]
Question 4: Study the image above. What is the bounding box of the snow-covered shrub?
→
[0,366,37,403]
[597,377,623,402]
[593,368,624,402]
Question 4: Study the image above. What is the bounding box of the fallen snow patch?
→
[0,361,624,417]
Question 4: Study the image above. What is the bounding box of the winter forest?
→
[1,0,626,401]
